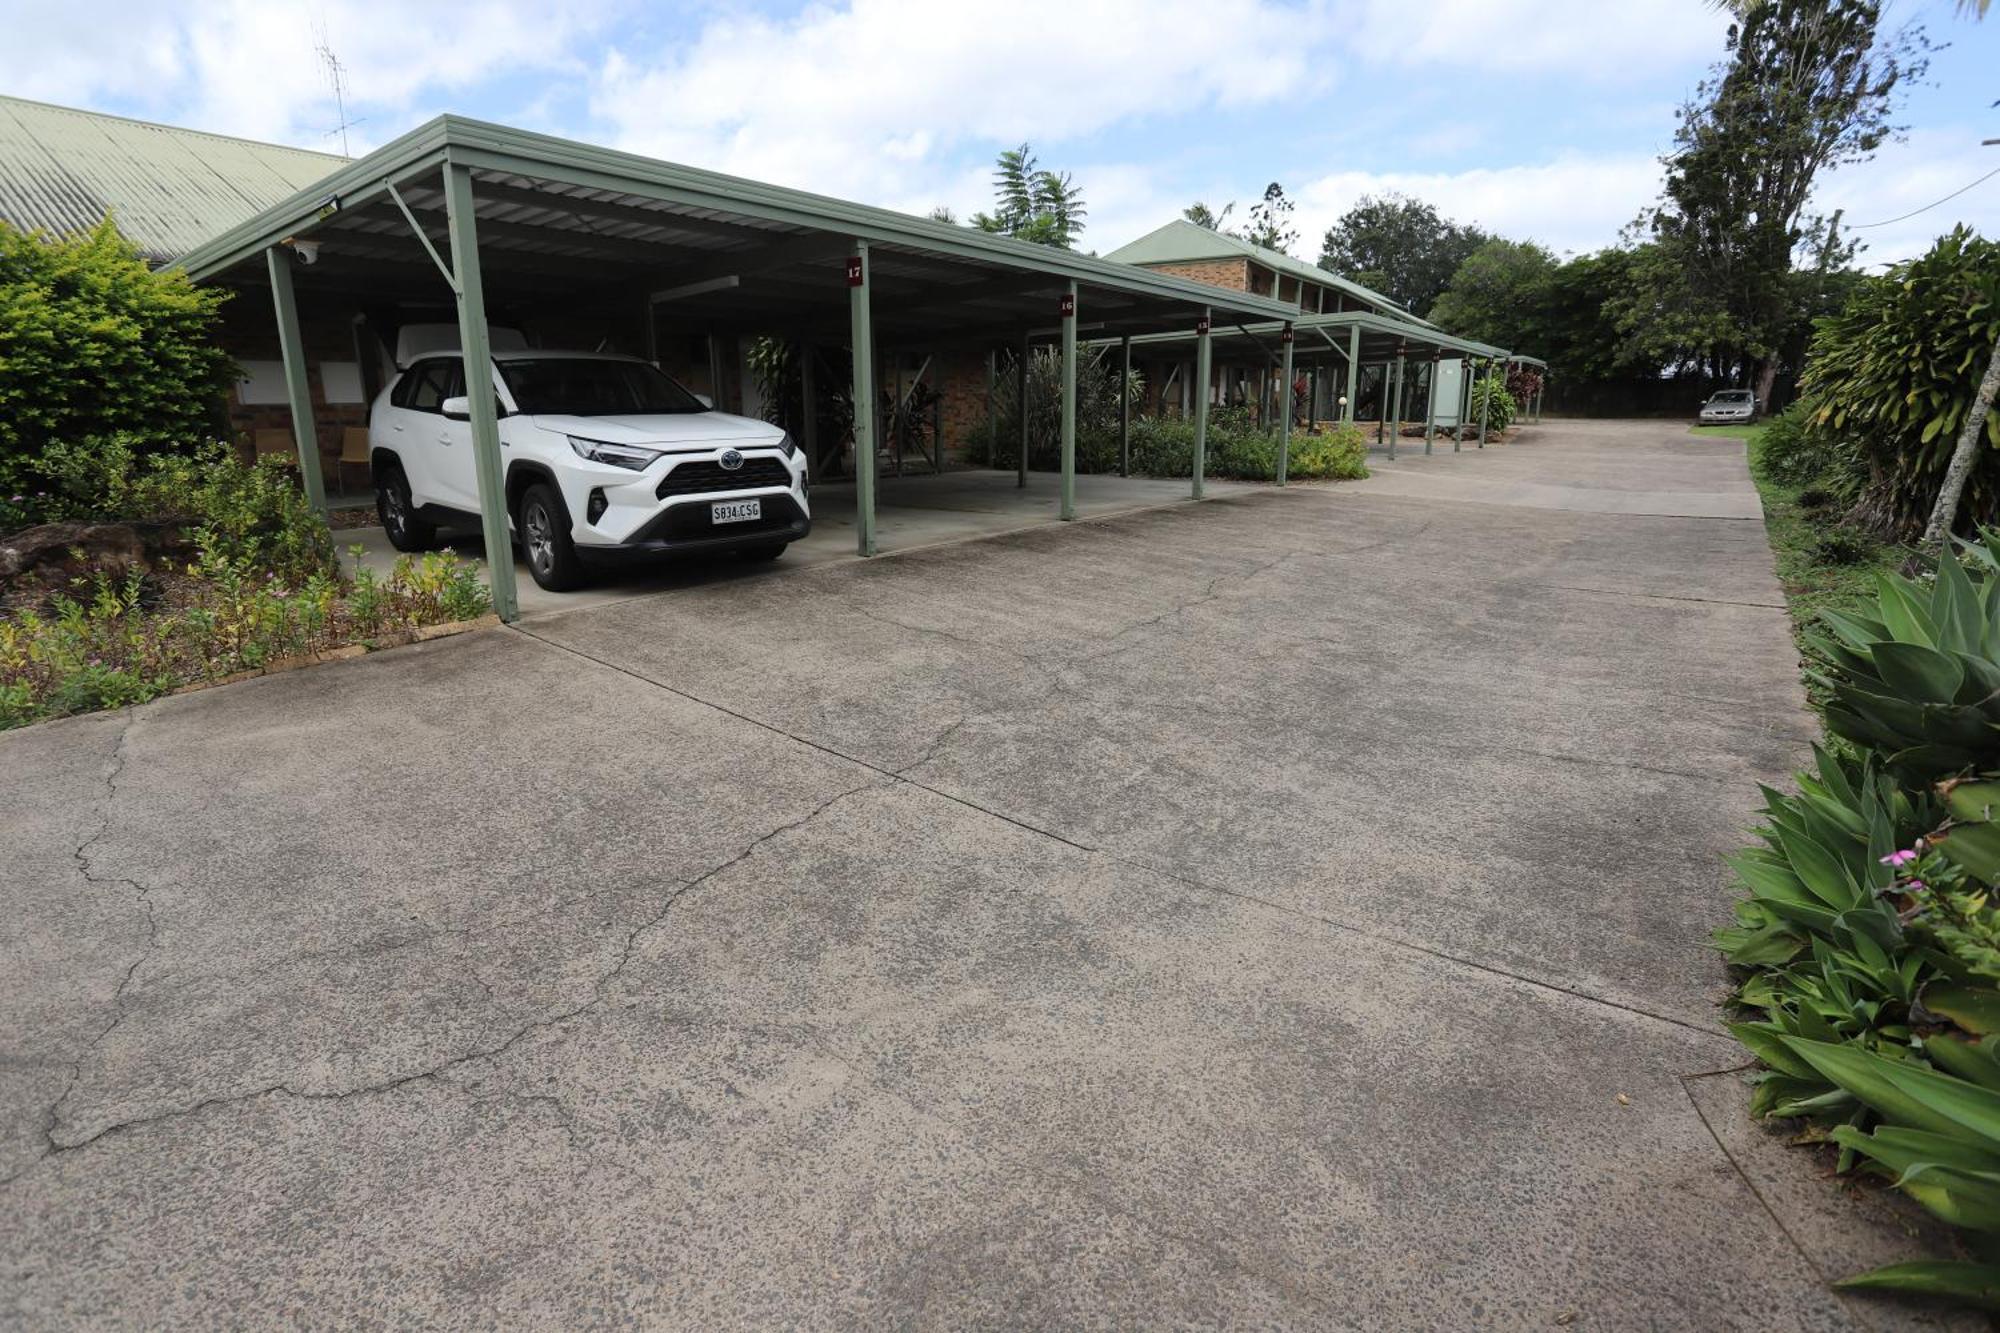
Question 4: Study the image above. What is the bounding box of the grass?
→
[1719,422,1912,648]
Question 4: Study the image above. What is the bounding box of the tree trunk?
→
[1922,335,2000,547]
[1754,359,1779,414]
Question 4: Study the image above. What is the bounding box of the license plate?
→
[711,499,761,524]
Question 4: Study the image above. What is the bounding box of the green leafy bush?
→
[14,436,335,580]
[1755,402,1854,493]
[0,541,490,730]
[1468,376,1516,434]
[1801,227,2000,539]
[0,218,237,495]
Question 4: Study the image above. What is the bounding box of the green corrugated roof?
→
[0,96,346,263]
[1104,218,1431,326]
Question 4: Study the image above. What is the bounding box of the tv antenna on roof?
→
[312,16,363,157]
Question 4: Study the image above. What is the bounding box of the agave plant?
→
[1808,550,2000,781]
[1781,1035,2000,1309]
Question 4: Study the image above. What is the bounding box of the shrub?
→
[0,541,490,730]
[1469,376,1517,434]
[1801,227,2000,539]
[1809,528,1875,567]
[1754,402,1852,492]
[10,436,335,582]
[0,218,237,495]
[1718,535,2000,1307]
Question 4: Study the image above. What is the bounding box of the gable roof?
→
[1104,218,1432,327]
[0,96,346,264]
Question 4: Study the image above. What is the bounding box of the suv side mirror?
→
[440,395,471,420]
[693,393,715,410]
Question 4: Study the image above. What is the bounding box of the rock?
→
[0,520,198,597]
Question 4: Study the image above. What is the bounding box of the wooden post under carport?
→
[265,246,329,516]
[441,162,521,623]
[849,240,878,556]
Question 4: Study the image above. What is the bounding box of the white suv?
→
[367,350,810,590]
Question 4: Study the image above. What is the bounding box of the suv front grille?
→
[657,457,790,499]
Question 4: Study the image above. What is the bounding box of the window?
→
[499,358,707,416]
[396,358,461,412]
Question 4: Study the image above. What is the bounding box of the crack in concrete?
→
[5,776,879,1180]
[508,625,1735,1045]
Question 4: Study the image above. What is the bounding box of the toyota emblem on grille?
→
[719,448,744,471]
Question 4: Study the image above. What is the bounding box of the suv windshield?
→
[501,359,708,416]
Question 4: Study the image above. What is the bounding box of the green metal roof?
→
[1104,219,1430,326]
[174,114,1294,342]
[1099,310,1515,364]
[0,96,346,264]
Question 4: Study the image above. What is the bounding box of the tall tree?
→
[1242,182,1298,253]
[1317,194,1489,316]
[1182,201,1235,231]
[1648,0,1925,404]
[1428,239,1559,353]
[972,144,1088,249]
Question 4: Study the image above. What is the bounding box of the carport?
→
[1106,312,1533,475]
[172,115,1291,621]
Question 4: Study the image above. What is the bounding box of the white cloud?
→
[589,0,1328,221]
[1287,153,1667,259]
[1816,126,2000,267]
[0,0,617,153]
[1347,0,1729,79]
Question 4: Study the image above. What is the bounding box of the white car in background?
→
[1698,389,1759,426]
[367,349,809,591]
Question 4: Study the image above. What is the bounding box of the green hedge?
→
[1,217,236,496]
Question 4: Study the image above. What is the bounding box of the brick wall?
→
[1136,258,1250,292]
[216,291,377,493]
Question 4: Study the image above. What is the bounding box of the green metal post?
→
[799,342,819,473]
[1455,358,1469,453]
[1059,281,1078,521]
[1118,333,1132,477]
[1424,353,1440,455]
[1388,351,1405,461]
[1477,360,1492,448]
[849,240,878,555]
[1193,308,1212,500]
[1276,324,1295,486]
[1016,333,1029,489]
[1375,368,1385,444]
[441,163,519,623]
[1343,326,1359,425]
[265,247,329,516]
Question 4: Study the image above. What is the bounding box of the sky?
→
[4,0,1997,269]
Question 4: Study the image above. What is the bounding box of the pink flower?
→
[1881,850,1919,868]
[1907,879,1927,892]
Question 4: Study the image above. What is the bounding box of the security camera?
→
[293,240,320,265]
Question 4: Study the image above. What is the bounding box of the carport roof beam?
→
[173,115,1294,334]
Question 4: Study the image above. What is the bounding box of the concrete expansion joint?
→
[6,770,882,1183]
[1678,1074,1851,1308]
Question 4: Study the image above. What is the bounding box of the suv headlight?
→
[778,432,797,460]
[568,436,662,471]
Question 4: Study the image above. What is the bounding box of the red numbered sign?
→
[845,257,864,287]
[1280,327,1294,345]
[1058,293,1076,318]
[1195,316,1211,335]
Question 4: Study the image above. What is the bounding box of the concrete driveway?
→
[0,420,1963,1328]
